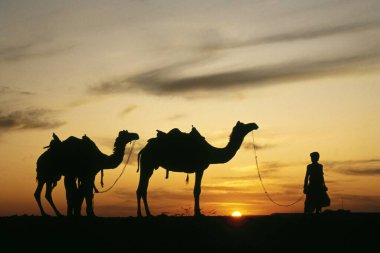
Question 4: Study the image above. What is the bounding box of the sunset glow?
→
[0,0,379,217]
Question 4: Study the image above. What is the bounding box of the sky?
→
[0,0,380,217]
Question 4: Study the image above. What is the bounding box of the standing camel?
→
[34,130,139,217]
[136,121,258,217]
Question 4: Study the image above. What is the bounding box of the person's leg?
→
[304,194,312,214]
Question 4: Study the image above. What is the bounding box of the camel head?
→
[118,130,139,144]
[233,121,259,136]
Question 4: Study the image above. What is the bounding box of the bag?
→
[320,191,330,207]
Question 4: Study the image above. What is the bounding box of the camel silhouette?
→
[136,121,258,217]
[34,130,139,217]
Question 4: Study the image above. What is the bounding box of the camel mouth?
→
[131,133,139,141]
[247,123,259,131]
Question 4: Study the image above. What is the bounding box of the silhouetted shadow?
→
[303,152,330,214]
[34,130,139,217]
[136,121,258,217]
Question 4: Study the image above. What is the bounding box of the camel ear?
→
[52,133,60,141]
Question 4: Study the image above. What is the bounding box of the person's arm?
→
[321,165,328,191]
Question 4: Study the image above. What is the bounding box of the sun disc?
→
[231,211,242,217]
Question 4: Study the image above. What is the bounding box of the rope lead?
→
[95,140,136,194]
[252,132,304,207]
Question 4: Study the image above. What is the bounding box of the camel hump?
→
[81,134,102,152]
[61,135,95,147]
[155,126,205,142]
[63,136,81,145]
[82,134,96,146]
[156,128,182,138]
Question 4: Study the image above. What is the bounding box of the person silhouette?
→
[303,152,329,214]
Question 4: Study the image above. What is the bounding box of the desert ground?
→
[0,212,379,253]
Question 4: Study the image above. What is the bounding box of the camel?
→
[34,130,139,217]
[136,121,258,217]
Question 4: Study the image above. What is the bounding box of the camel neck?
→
[208,132,245,164]
[101,144,126,169]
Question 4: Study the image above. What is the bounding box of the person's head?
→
[310,152,320,163]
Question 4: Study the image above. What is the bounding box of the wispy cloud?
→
[0,40,74,62]
[0,86,34,96]
[327,159,380,176]
[0,108,65,131]
[114,188,191,202]
[337,193,380,203]
[341,168,380,176]
[334,193,380,211]
[244,142,276,151]
[212,175,257,181]
[67,96,108,108]
[120,105,137,116]
[114,185,270,208]
[165,113,187,121]
[89,49,380,97]
[227,19,380,48]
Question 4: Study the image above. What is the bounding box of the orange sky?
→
[0,0,380,217]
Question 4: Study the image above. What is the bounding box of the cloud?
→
[114,188,191,202]
[0,108,65,131]
[338,168,380,176]
[333,193,380,211]
[257,161,295,175]
[87,18,380,99]
[244,142,275,151]
[165,114,187,121]
[337,193,380,203]
[67,96,109,108]
[120,105,137,116]
[228,19,380,48]
[89,49,380,97]
[114,185,271,207]
[327,159,380,176]
[0,86,34,96]
[212,175,258,181]
[88,55,212,95]
[0,40,74,62]
[202,185,253,193]
[344,168,380,176]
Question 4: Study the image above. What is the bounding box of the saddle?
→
[43,133,62,150]
[153,126,205,181]
[155,126,205,142]
[44,133,96,150]
[43,133,105,191]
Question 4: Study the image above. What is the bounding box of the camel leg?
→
[194,170,204,216]
[64,176,77,216]
[45,182,62,217]
[75,179,85,216]
[137,168,153,217]
[84,176,96,217]
[136,184,142,217]
[34,181,48,216]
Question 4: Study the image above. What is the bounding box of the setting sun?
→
[231,211,242,217]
